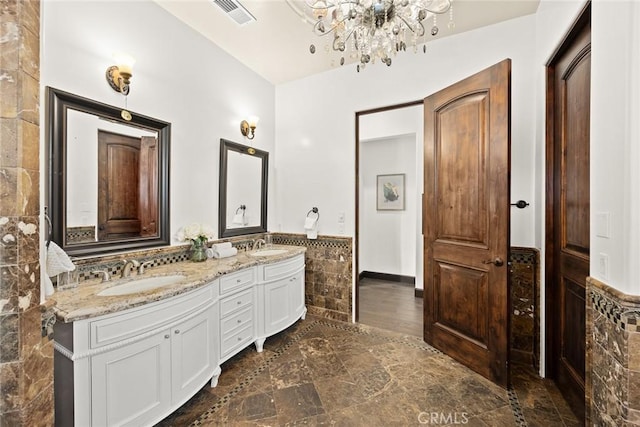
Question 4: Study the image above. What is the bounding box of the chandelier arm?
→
[395,15,418,34]
[332,28,357,51]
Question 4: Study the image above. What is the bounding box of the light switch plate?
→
[596,212,610,238]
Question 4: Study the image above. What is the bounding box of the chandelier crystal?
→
[295,0,453,72]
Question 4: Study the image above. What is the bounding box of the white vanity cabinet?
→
[255,254,306,352]
[54,250,306,426]
[54,283,220,427]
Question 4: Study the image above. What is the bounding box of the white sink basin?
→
[250,249,288,257]
[97,274,187,296]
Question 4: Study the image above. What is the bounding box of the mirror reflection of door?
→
[97,131,158,241]
[226,150,262,228]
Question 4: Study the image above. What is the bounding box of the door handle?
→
[482,257,504,267]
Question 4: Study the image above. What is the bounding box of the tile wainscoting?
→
[273,234,353,322]
[587,277,640,426]
[509,247,539,369]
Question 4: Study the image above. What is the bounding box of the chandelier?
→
[289,0,454,72]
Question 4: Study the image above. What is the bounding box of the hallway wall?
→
[359,135,417,279]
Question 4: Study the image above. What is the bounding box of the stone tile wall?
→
[509,247,539,368]
[587,277,640,426]
[0,1,53,424]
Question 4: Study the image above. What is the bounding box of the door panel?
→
[139,136,159,237]
[424,59,511,387]
[547,5,590,421]
[98,131,142,240]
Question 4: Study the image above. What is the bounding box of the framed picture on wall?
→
[376,173,405,211]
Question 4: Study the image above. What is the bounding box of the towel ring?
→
[307,207,319,221]
[235,205,246,214]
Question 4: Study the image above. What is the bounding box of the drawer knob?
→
[237,337,242,341]
[237,279,242,283]
[174,330,180,334]
[237,319,242,324]
[164,334,170,339]
[237,301,242,305]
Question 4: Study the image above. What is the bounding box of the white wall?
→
[41,0,275,246]
[359,134,416,278]
[275,13,537,247]
[590,0,640,295]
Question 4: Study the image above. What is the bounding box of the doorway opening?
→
[355,101,424,337]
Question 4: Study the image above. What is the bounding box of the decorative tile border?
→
[65,226,95,245]
[590,284,640,333]
[273,233,352,250]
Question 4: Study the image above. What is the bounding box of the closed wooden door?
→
[424,59,511,387]
[546,5,590,421]
[98,131,142,240]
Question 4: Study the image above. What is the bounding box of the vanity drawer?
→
[220,268,256,295]
[220,288,253,318]
[221,323,253,359]
[221,306,253,335]
[89,284,214,349]
[259,254,305,282]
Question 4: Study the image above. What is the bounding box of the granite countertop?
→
[52,245,306,323]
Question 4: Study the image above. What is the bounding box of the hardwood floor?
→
[357,277,423,337]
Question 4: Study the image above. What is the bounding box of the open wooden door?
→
[139,136,158,237]
[423,59,511,387]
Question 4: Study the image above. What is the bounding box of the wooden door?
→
[546,5,590,421]
[424,60,511,387]
[139,136,158,237]
[98,131,142,240]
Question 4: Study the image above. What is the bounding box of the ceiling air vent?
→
[213,0,256,26]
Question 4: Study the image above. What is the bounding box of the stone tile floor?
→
[159,315,580,426]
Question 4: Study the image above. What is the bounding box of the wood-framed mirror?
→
[218,139,268,238]
[46,87,171,256]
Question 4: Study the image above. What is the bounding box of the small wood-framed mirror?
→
[218,139,268,238]
[46,87,171,256]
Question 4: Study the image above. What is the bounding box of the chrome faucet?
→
[252,239,266,250]
[121,259,140,278]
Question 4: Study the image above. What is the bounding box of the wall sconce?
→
[106,53,135,95]
[240,116,259,140]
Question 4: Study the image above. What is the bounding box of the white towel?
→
[304,217,317,230]
[211,242,232,251]
[43,274,55,297]
[232,213,246,225]
[212,247,238,259]
[306,229,318,239]
[46,241,75,277]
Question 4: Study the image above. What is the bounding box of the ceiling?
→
[154,0,540,85]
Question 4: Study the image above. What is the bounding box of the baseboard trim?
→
[359,271,415,285]
[414,289,423,298]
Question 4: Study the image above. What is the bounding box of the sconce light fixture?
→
[106,53,135,95]
[240,116,259,140]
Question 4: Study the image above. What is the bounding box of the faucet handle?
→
[92,270,110,282]
[138,261,153,275]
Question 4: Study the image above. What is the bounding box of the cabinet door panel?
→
[91,332,171,426]
[264,280,291,335]
[289,271,305,317]
[171,309,216,405]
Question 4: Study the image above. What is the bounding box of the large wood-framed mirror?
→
[218,139,268,238]
[46,87,171,256]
